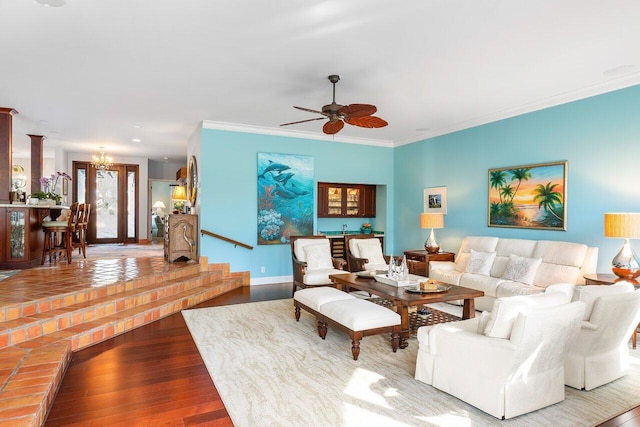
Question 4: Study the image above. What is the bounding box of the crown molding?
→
[201,120,394,148]
[395,75,640,147]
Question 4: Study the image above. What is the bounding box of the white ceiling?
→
[2,0,639,161]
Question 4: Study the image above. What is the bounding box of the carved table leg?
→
[294,305,301,321]
[317,321,327,339]
[351,340,361,360]
[399,306,409,349]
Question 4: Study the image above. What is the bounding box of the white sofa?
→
[429,236,598,312]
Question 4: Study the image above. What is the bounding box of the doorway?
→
[73,161,139,244]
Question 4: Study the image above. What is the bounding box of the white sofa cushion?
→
[500,254,542,286]
[484,290,572,339]
[577,282,635,320]
[460,274,507,298]
[294,287,355,311]
[465,250,496,276]
[496,281,544,298]
[358,242,386,266]
[454,236,499,272]
[302,268,345,285]
[348,238,380,259]
[294,238,330,263]
[320,298,400,330]
[303,244,333,270]
[533,240,588,268]
[490,238,537,277]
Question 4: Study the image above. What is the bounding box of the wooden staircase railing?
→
[201,229,253,250]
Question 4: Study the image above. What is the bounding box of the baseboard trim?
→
[250,275,292,286]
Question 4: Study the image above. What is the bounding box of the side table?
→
[583,273,639,349]
[403,250,455,277]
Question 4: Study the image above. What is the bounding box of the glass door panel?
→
[327,186,343,215]
[127,170,136,239]
[346,187,360,216]
[96,169,119,239]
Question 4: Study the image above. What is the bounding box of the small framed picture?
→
[62,178,68,195]
[424,186,447,214]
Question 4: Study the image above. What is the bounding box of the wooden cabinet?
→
[403,250,455,277]
[0,206,47,269]
[164,214,198,263]
[317,182,376,218]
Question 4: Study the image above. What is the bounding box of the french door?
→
[73,161,139,244]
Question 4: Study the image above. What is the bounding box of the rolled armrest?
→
[429,260,455,271]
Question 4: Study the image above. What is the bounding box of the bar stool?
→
[71,203,90,258]
[41,203,77,265]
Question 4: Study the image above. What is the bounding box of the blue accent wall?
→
[198,84,640,280]
[394,84,640,272]
[199,129,394,280]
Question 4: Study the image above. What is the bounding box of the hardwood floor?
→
[45,282,640,426]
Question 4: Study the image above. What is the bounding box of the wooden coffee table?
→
[329,273,484,348]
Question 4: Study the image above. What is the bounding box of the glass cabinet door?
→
[346,187,360,216]
[8,209,26,260]
[327,186,343,215]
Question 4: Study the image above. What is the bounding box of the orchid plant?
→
[32,171,72,202]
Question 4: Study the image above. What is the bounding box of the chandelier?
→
[91,148,113,171]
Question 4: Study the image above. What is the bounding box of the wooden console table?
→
[164,214,198,263]
[403,250,455,277]
[583,273,639,349]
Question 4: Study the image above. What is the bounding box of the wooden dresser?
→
[164,214,198,263]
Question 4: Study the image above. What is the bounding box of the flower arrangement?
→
[32,171,71,204]
[361,222,373,234]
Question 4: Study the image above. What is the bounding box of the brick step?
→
[0,262,246,427]
[1,263,204,323]
[0,271,224,350]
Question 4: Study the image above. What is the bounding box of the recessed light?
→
[132,125,142,129]
[132,138,141,143]
[163,157,169,161]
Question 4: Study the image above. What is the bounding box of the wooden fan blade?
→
[280,117,326,126]
[338,104,377,118]
[344,116,388,128]
[323,120,345,134]
[294,106,329,116]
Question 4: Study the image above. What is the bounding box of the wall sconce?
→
[420,213,444,254]
[604,213,640,279]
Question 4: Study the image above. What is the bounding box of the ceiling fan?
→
[280,75,388,135]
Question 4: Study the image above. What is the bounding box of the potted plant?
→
[360,222,373,234]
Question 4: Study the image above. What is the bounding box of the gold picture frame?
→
[488,161,567,230]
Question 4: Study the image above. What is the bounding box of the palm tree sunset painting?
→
[488,161,567,230]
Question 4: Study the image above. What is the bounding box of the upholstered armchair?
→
[290,236,346,297]
[564,283,640,390]
[344,234,389,272]
[415,288,583,420]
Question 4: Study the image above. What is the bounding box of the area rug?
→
[0,270,20,281]
[183,299,640,427]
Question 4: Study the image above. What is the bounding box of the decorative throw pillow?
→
[483,291,571,339]
[358,243,386,266]
[500,254,542,285]
[303,244,333,270]
[578,282,635,320]
[464,249,496,276]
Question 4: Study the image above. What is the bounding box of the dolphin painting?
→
[258,160,291,178]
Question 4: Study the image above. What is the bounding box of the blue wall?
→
[394,84,640,272]
[200,129,394,281]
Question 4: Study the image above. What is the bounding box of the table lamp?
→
[171,185,188,213]
[152,201,166,216]
[420,213,444,254]
[604,213,640,279]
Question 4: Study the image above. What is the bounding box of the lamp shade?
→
[420,213,444,229]
[152,201,166,209]
[604,213,640,238]
[171,185,187,201]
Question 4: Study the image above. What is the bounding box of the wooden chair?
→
[290,235,346,297]
[71,203,90,258]
[41,202,78,264]
[344,234,389,272]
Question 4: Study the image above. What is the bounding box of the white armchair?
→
[415,290,584,420]
[290,236,346,297]
[565,283,640,390]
